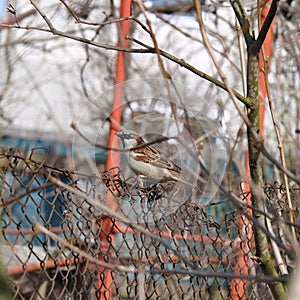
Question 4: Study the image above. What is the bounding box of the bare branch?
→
[252,0,280,55]
[30,0,56,32]
[229,0,254,47]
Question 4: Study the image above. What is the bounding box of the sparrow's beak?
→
[115,131,123,138]
[116,131,125,148]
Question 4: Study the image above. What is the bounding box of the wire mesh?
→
[0,147,288,299]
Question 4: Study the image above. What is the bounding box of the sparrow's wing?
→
[134,145,181,173]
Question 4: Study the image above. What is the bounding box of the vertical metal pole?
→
[97,1,131,299]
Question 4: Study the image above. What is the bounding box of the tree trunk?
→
[247,52,285,299]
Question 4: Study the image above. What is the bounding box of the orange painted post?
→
[105,0,131,174]
[230,1,275,298]
[259,0,275,136]
[230,154,252,300]
[97,1,131,299]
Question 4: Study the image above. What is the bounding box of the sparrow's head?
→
[116,131,142,148]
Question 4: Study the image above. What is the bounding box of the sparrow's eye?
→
[116,131,137,140]
[124,133,135,139]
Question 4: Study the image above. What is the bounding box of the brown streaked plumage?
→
[116,131,181,183]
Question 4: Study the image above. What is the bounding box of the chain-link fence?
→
[0,147,291,299]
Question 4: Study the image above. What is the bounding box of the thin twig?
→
[262,52,297,243]
[229,0,253,47]
[133,0,180,133]
[34,223,136,272]
[70,121,177,152]
[47,175,198,269]
[253,0,279,55]
[193,1,253,128]
[30,0,56,32]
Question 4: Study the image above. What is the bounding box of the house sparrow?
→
[116,131,181,184]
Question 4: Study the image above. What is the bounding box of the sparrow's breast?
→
[128,153,166,181]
